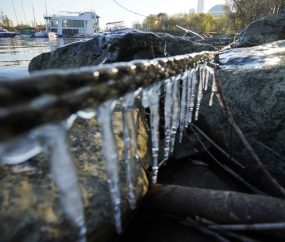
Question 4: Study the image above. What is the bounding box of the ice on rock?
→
[148,85,160,183]
[170,75,181,152]
[164,78,174,160]
[39,124,87,242]
[179,72,188,142]
[97,100,122,234]
[122,92,137,210]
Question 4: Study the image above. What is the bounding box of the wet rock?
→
[198,40,285,196]
[28,30,215,72]
[233,13,285,48]
[0,100,152,242]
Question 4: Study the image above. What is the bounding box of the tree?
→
[225,0,285,30]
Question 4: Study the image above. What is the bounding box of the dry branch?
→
[207,62,285,197]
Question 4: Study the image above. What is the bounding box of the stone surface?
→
[233,13,285,48]
[198,40,285,196]
[0,100,152,242]
[28,30,215,72]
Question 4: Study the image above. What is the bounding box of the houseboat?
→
[44,10,100,37]
[0,28,17,38]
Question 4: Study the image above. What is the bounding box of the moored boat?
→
[0,28,17,38]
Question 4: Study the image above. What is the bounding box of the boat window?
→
[62,20,87,28]
[51,20,58,27]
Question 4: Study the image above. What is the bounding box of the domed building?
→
[208,4,226,18]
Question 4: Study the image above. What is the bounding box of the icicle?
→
[170,75,181,152]
[149,85,160,184]
[39,124,86,242]
[141,88,150,108]
[188,68,198,123]
[97,100,122,234]
[185,70,193,128]
[158,81,162,95]
[164,78,174,160]
[179,72,188,142]
[206,66,216,106]
[194,66,204,121]
[204,66,210,91]
[122,92,137,210]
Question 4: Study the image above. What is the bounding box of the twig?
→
[208,222,285,231]
[190,124,268,196]
[183,217,231,242]
[151,41,155,59]
[207,62,285,197]
[229,126,233,167]
[217,231,261,242]
[192,124,245,169]
[158,158,168,168]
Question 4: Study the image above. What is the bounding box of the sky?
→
[1,0,226,29]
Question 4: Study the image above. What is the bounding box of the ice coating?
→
[179,72,188,142]
[170,75,181,152]
[39,124,86,242]
[164,78,174,160]
[96,100,122,234]
[122,92,137,209]
[148,84,160,183]
[204,66,210,91]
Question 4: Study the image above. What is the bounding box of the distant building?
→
[197,0,205,14]
[208,4,226,18]
[189,8,196,14]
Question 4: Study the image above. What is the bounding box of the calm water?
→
[0,37,90,80]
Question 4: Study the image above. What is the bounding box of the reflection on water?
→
[0,37,90,79]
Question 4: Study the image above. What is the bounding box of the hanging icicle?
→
[97,100,122,234]
[164,78,174,160]
[194,66,205,121]
[185,69,193,128]
[188,68,198,124]
[170,75,181,152]
[206,66,216,106]
[204,65,210,91]
[148,84,160,184]
[39,124,87,242]
[121,92,137,210]
[179,72,188,142]
[141,87,151,108]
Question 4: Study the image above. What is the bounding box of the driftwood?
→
[143,185,285,225]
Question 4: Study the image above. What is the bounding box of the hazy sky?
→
[1,0,226,28]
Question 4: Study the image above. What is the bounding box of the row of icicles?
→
[1,62,217,241]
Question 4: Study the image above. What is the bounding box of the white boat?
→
[35,31,47,38]
[48,32,57,38]
[43,10,100,37]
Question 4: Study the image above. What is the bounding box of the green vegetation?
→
[142,12,232,35]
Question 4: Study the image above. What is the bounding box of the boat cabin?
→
[44,10,100,37]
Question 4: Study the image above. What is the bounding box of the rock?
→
[233,13,285,48]
[0,100,152,242]
[198,40,285,196]
[28,30,215,72]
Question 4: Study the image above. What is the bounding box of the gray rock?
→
[233,13,285,48]
[28,30,215,72]
[198,40,285,196]
[0,100,152,242]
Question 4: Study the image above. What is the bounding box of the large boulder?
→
[28,30,215,72]
[233,13,285,48]
[198,40,285,196]
[0,100,152,242]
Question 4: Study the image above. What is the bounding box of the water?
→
[0,37,90,80]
